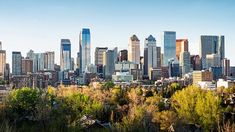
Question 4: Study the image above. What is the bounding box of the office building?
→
[222,58,230,77]
[12,52,22,75]
[190,55,201,70]
[176,39,188,61]
[76,52,80,69]
[168,59,180,77]
[0,50,6,76]
[163,31,176,66]
[103,50,115,79]
[144,35,157,77]
[79,28,91,74]
[206,54,221,69]
[21,58,33,75]
[199,35,224,69]
[180,51,191,76]
[128,35,140,64]
[44,51,55,70]
[156,47,161,68]
[95,47,108,65]
[4,63,10,82]
[60,39,71,71]
[118,50,128,62]
[193,70,213,84]
[209,67,222,81]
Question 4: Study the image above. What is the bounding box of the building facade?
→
[163,31,176,66]
[128,35,140,65]
[60,39,71,71]
[95,47,108,65]
[144,35,157,78]
[44,51,55,70]
[199,35,224,69]
[79,28,91,74]
[12,52,22,75]
[180,51,191,76]
[176,39,188,61]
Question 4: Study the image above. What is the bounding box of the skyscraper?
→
[76,52,80,69]
[118,50,128,62]
[79,28,91,74]
[222,58,230,76]
[144,35,157,77]
[199,35,224,69]
[0,50,6,76]
[36,53,45,71]
[128,35,140,65]
[156,47,161,68]
[190,55,201,70]
[12,51,22,75]
[27,50,36,72]
[103,50,115,79]
[44,51,55,70]
[60,39,71,71]
[180,51,190,76]
[0,41,2,50]
[176,39,188,61]
[163,31,176,66]
[21,58,33,75]
[95,47,108,65]
[206,54,221,69]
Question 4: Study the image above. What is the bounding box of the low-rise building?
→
[217,79,235,88]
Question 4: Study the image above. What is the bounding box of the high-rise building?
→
[156,47,161,69]
[21,58,33,75]
[36,53,45,71]
[163,31,176,66]
[118,50,128,62]
[144,35,157,77]
[128,35,140,65]
[76,52,80,69]
[27,50,36,72]
[168,59,180,77]
[199,35,224,69]
[103,50,115,79]
[0,50,6,76]
[190,55,201,70]
[176,39,188,61]
[60,39,71,71]
[206,54,221,69]
[95,47,108,65]
[79,28,91,74]
[71,58,75,70]
[180,51,191,76]
[4,63,10,82]
[12,52,22,75]
[0,41,2,50]
[44,51,55,70]
[222,58,230,77]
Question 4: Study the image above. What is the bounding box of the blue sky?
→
[0,0,235,65]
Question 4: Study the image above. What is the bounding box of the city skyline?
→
[0,0,235,65]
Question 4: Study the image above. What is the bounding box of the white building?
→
[128,35,140,65]
[217,79,234,88]
[112,72,133,82]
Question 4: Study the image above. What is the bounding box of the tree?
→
[152,110,178,131]
[6,87,41,121]
[172,85,222,131]
[171,85,201,123]
[195,91,221,130]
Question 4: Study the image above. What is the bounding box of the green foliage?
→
[196,91,221,130]
[172,85,221,131]
[153,110,178,131]
[102,81,115,90]
[6,87,41,120]
[0,79,5,85]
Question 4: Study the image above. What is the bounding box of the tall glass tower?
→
[60,39,71,71]
[79,28,91,74]
[163,31,176,66]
